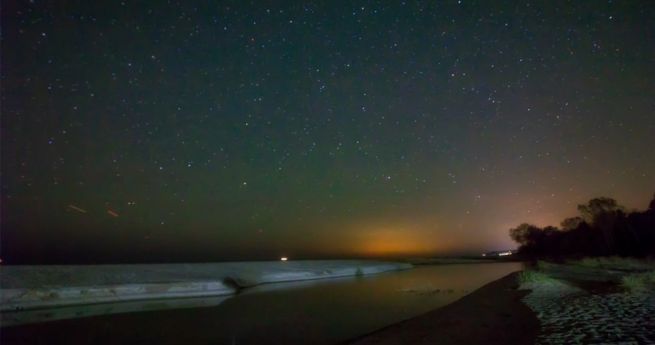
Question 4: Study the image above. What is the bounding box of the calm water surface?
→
[2,262,522,345]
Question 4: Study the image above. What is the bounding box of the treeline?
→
[509,195,655,258]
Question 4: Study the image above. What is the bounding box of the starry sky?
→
[2,1,654,263]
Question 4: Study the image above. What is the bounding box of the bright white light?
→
[280,257,288,261]
[498,251,513,256]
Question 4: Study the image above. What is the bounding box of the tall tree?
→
[560,216,584,231]
[577,197,624,224]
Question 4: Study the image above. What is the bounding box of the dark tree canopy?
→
[509,223,541,246]
[560,217,584,231]
[577,197,624,224]
[509,195,655,258]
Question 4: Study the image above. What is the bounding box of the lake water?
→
[2,262,522,345]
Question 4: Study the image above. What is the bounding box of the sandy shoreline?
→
[6,261,651,344]
[346,271,539,345]
[1,260,411,312]
[2,263,521,345]
[348,262,655,345]
[520,273,655,344]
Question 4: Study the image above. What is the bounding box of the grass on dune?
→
[517,270,552,285]
[621,271,655,293]
[570,256,654,271]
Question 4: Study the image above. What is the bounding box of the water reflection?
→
[2,263,522,345]
[1,296,231,327]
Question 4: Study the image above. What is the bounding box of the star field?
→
[2,1,654,263]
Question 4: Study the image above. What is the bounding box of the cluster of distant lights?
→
[481,251,514,257]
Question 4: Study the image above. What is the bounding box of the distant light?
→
[280,257,288,261]
[498,251,513,256]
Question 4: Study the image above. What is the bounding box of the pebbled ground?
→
[521,279,655,344]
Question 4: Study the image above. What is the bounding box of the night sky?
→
[2,1,654,263]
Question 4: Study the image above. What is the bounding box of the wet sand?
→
[347,272,539,345]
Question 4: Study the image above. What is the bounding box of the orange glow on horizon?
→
[352,223,445,257]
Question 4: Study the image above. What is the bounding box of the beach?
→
[348,271,539,345]
[1,260,411,312]
[349,259,655,345]
[1,262,521,344]
[520,262,655,344]
[3,259,654,344]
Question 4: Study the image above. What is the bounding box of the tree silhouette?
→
[577,197,624,225]
[509,194,655,259]
[560,216,584,231]
[509,223,541,247]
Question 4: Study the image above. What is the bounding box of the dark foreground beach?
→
[3,260,653,344]
[0,263,522,344]
[348,271,539,345]
[349,259,655,345]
